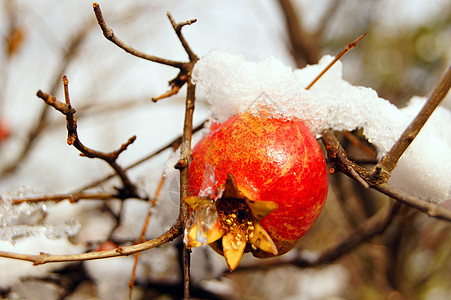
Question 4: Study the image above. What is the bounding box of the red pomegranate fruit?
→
[185,112,328,271]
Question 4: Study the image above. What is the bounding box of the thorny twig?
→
[306,33,366,90]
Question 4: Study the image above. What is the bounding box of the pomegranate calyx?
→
[185,173,279,271]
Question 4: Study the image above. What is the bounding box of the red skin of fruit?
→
[188,112,328,257]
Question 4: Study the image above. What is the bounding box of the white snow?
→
[192,50,451,203]
[84,255,134,300]
[0,236,85,289]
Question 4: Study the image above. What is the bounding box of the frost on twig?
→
[0,187,80,244]
[0,188,84,288]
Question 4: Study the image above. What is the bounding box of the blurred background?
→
[0,0,450,299]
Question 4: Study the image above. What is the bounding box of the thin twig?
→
[36,78,140,200]
[11,192,114,204]
[372,183,451,221]
[368,65,451,185]
[0,220,183,265]
[129,172,166,299]
[76,120,206,192]
[92,3,184,68]
[167,12,198,62]
[306,33,366,90]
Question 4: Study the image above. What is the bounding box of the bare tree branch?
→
[0,220,182,265]
[11,192,115,204]
[277,0,319,67]
[369,65,451,185]
[177,69,197,300]
[92,3,184,68]
[167,12,198,62]
[36,77,140,200]
[76,120,206,192]
[321,130,451,222]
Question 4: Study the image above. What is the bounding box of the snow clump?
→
[192,50,451,203]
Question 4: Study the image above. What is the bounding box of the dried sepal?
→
[222,173,245,199]
[185,196,211,209]
[222,231,246,271]
[248,220,278,255]
[206,220,224,244]
[245,199,278,220]
[186,225,203,248]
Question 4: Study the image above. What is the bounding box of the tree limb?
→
[368,65,451,185]
[92,3,184,68]
[36,77,140,200]
[0,220,182,265]
[321,130,451,222]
